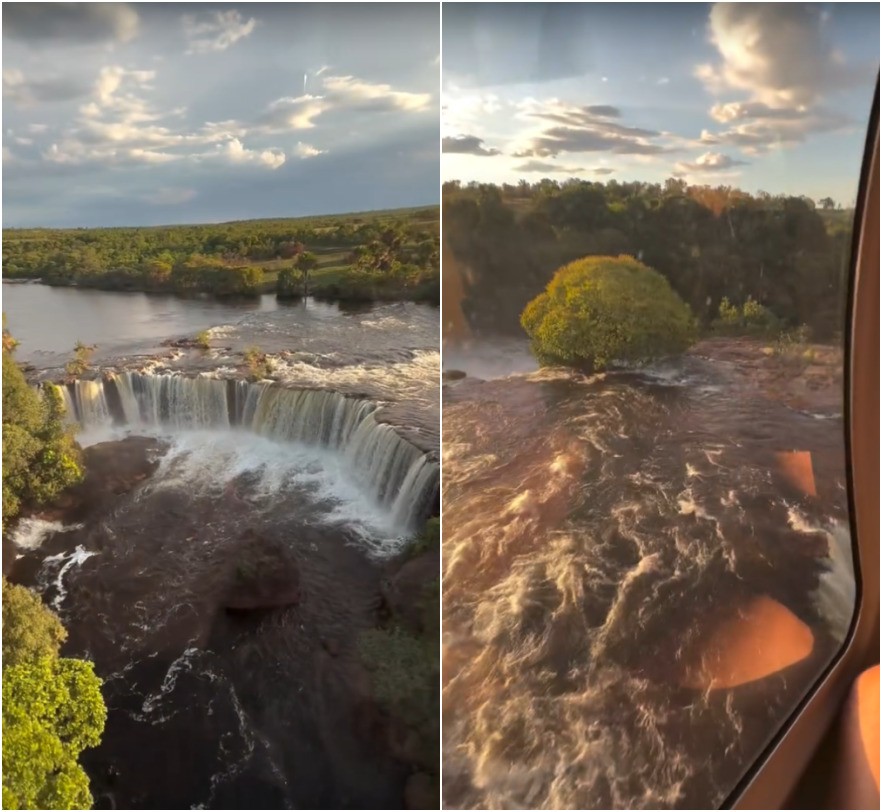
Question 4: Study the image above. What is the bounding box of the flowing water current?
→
[6,285,439,809]
[442,339,855,810]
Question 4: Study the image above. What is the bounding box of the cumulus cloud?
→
[293,142,325,159]
[214,138,285,169]
[695,4,851,107]
[512,99,672,158]
[695,3,860,153]
[255,73,432,134]
[321,75,432,113]
[513,159,585,174]
[3,69,90,105]
[675,151,747,173]
[182,10,257,55]
[4,3,139,44]
[442,135,500,156]
[700,105,851,153]
[258,95,326,131]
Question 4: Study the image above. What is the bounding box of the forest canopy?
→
[443,179,852,341]
[3,207,440,303]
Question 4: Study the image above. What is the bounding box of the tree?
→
[2,579,106,810]
[2,580,67,667]
[3,656,105,810]
[521,255,697,370]
[3,344,83,523]
[295,251,318,279]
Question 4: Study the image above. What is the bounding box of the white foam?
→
[11,518,83,550]
[40,545,97,610]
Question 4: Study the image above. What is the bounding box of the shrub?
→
[521,255,696,370]
[195,330,211,350]
[243,346,273,381]
[64,341,95,378]
[712,295,780,336]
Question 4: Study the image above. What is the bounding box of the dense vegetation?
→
[3,206,440,304]
[443,179,853,340]
[2,579,107,810]
[2,331,83,524]
[522,256,696,370]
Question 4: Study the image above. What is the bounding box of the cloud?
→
[3,3,139,44]
[675,151,747,173]
[143,187,197,205]
[593,168,616,175]
[293,142,325,159]
[513,159,585,174]
[512,99,672,158]
[256,73,432,135]
[321,74,432,112]
[214,138,285,169]
[700,105,851,153]
[442,135,500,156]
[696,3,852,107]
[258,95,326,131]
[182,10,257,55]
[3,69,90,105]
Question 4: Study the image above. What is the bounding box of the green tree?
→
[2,580,67,668]
[276,266,302,298]
[3,347,83,524]
[2,656,106,810]
[521,255,697,370]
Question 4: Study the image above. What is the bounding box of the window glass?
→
[441,3,879,808]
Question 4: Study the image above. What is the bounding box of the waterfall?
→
[56,372,439,531]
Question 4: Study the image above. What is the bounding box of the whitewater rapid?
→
[442,350,855,810]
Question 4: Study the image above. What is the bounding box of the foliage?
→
[773,324,814,366]
[276,266,303,298]
[521,255,697,370]
[3,349,83,523]
[194,330,211,350]
[443,179,852,340]
[3,656,106,810]
[3,207,439,304]
[712,295,780,336]
[243,346,273,381]
[64,341,95,378]
[2,314,18,353]
[1,579,107,811]
[2,580,67,668]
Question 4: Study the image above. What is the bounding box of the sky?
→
[442,3,879,205]
[2,3,440,227]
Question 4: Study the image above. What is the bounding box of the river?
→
[442,337,855,810]
[5,283,440,809]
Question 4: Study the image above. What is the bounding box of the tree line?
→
[3,207,440,300]
[443,179,853,341]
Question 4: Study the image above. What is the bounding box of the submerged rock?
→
[223,530,301,611]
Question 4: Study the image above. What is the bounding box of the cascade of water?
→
[57,372,438,529]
